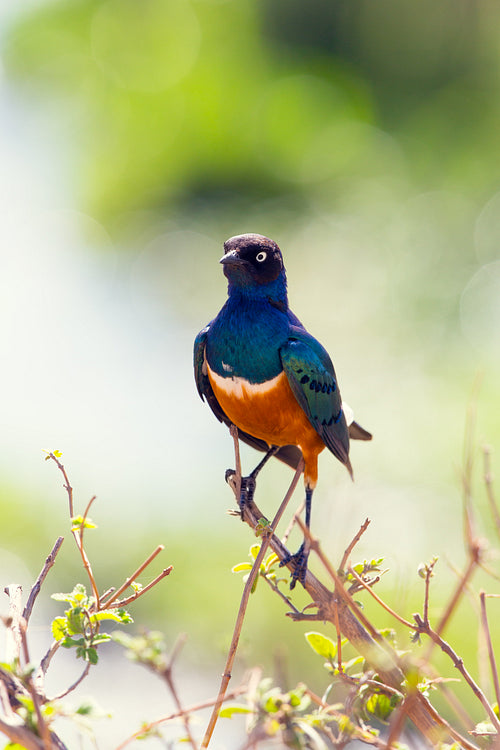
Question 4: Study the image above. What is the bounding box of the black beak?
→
[220,249,244,265]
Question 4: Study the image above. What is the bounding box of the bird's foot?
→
[224,469,256,516]
[279,543,309,589]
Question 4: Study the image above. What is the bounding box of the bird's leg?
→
[280,485,313,589]
[226,446,280,511]
[239,446,279,509]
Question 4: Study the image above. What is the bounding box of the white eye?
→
[256,251,267,262]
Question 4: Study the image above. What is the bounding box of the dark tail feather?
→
[349,421,372,441]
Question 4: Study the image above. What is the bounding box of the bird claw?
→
[279,543,309,589]
[225,470,257,515]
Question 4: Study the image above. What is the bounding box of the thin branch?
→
[480,592,500,710]
[483,446,500,539]
[107,566,173,609]
[414,611,500,734]
[422,558,438,626]
[237,490,447,745]
[49,664,91,702]
[201,456,305,748]
[46,452,74,519]
[4,584,23,664]
[46,453,100,606]
[23,538,64,624]
[0,716,47,750]
[423,551,481,662]
[280,499,304,546]
[160,634,197,750]
[339,518,371,572]
[114,685,248,750]
[19,624,52,750]
[346,565,415,630]
[293,515,383,642]
[385,691,417,749]
[101,545,165,608]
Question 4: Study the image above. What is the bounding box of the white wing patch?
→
[342,401,354,426]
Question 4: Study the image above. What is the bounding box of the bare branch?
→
[480,592,500,710]
[101,545,166,608]
[115,685,248,750]
[339,518,371,572]
[201,456,305,748]
[23,538,64,624]
[346,565,415,630]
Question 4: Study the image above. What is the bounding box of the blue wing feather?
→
[280,335,351,473]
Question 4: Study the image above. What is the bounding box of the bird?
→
[194,233,371,587]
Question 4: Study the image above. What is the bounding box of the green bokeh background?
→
[1,0,500,746]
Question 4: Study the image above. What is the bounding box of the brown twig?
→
[414,611,500,734]
[201,455,305,748]
[4,585,23,663]
[339,518,371,572]
[483,446,500,539]
[160,634,197,750]
[346,565,415,630]
[480,592,500,710]
[50,664,91,702]
[280,499,304,545]
[422,558,438,626]
[101,545,166,608]
[115,685,248,750]
[237,489,448,745]
[46,453,101,606]
[19,624,52,750]
[23,538,65,624]
[107,566,173,609]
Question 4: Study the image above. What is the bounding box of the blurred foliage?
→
[4,0,500,233]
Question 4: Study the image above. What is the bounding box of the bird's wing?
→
[280,337,351,473]
[194,325,303,471]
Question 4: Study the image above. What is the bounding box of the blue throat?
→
[206,273,290,383]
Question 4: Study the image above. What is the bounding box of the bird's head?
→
[220,234,286,296]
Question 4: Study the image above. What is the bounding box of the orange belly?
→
[207,367,325,487]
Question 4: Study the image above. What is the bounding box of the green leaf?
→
[71,515,97,531]
[86,648,99,665]
[61,635,85,649]
[51,617,68,641]
[305,631,337,661]
[91,609,133,624]
[67,606,85,635]
[232,563,252,573]
[219,705,252,718]
[51,592,74,603]
[366,692,392,720]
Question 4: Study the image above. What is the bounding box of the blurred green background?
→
[1,0,500,746]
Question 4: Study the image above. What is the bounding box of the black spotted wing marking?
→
[280,338,351,473]
[193,325,303,470]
